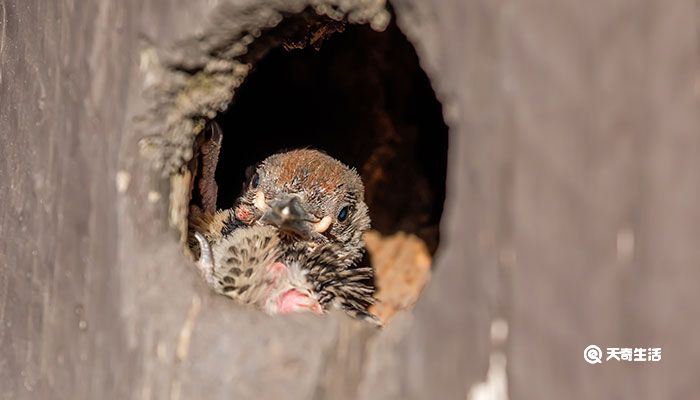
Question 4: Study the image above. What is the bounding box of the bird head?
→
[234,149,370,266]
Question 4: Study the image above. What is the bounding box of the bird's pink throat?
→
[277,289,323,315]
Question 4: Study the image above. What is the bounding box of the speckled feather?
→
[205,225,316,314]
[281,240,379,323]
[189,207,240,243]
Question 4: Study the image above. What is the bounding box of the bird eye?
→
[250,173,260,189]
[337,206,350,222]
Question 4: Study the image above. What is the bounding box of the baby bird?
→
[192,149,378,323]
[234,149,370,266]
[193,226,322,315]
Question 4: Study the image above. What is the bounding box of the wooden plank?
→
[0,1,140,398]
[506,1,700,398]
[2,0,698,399]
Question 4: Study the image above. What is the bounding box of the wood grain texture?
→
[1,0,699,399]
[504,1,700,398]
[0,1,138,398]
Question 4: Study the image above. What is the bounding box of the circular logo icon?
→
[584,345,603,364]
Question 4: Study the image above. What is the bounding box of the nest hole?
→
[189,12,448,323]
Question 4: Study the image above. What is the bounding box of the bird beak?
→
[260,195,316,239]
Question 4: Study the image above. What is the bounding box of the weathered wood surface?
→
[1,0,698,399]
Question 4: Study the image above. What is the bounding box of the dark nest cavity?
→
[175,8,449,323]
[191,16,448,254]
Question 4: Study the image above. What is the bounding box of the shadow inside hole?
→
[210,17,448,254]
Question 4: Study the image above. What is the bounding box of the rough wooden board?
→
[2,0,699,399]
[0,1,341,399]
[504,1,700,398]
[0,1,140,398]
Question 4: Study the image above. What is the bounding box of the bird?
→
[190,149,378,323]
[193,226,323,315]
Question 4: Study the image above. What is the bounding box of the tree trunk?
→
[1,0,698,399]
